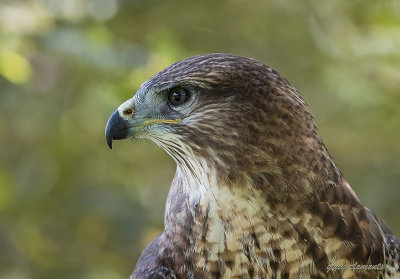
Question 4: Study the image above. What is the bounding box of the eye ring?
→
[168,87,189,106]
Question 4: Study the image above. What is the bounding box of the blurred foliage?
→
[0,0,399,278]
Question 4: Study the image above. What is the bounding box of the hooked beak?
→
[105,107,182,149]
[105,110,135,149]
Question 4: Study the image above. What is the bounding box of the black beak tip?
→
[106,137,113,149]
[105,126,113,149]
[105,110,119,150]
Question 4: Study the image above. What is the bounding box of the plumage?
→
[105,53,400,279]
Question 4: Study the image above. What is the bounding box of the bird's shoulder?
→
[378,218,400,278]
[130,234,177,279]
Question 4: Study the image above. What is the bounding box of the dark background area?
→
[0,0,399,278]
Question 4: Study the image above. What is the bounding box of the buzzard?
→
[105,54,399,279]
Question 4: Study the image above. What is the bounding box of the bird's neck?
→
[163,165,277,268]
[163,160,326,234]
[162,143,363,234]
[160,157,374,278]
[162,164,312,277]
[164,163,266,228]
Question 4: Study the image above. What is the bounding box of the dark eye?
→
[168,87,189,106]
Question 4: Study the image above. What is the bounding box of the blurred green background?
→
[0,0,399,278]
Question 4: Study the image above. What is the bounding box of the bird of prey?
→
[105,54,399,279]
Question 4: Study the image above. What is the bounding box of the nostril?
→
[123,108,133,116]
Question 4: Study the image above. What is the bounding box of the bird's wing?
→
[376,214,400,278]
[384,232,400,279]
[130,234,176,279]
[361,207,400,278]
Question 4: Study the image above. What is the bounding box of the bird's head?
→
[105,53,340,197]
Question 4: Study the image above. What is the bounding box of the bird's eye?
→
[168,87,189,106]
